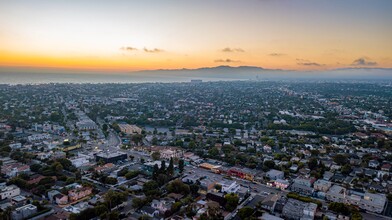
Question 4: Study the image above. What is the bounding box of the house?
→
[151,198,175,214]
[11,204,37,220]
[94,163,115,173]
[1,163,30,177]
[47,190,61,203]
[266,169,284,180]
[260,194,281,212]
[55,194,68,205]
[0,184,21,200]
[293,176,316,187]
[291,183,314,196]
[140,205,160,217]
[11,195,27,207]
[381,163,391,172]
[368,160,380,168]
[313,179,332,192]
[68,187,92,202]
[28,174,50,185]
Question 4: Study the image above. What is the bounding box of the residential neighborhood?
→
[0,81,391,220]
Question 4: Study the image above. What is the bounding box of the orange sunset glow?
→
[0,0,391,72]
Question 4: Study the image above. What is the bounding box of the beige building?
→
[118,123,142,134]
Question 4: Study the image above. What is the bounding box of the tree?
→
[132,197,147,209]
[30,164,42,172]
[208,147,219,157]
[125,171,139,180]
[143,180,160,196]
[167,158,174,176]
[308,158,318,170]
[75,170,82,180]
[131,134,143,145]
[225,193,239,212]
[333,154,348,166]
[104,190,128,209]
[151,152,161,161]
[178,159,185,173]
[160,160,166,173]
[167,179,190,195]
[341,164,352,175]
[171,201,182,213]
[263,160,275,169]
[105,177,118,185]
[238,206,254,220]
[152,164,159,178]
[52,162,63,174]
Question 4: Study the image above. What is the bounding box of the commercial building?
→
[274,179,290,190]
[96,152,127,163]
[326,185,386,213]
[217,180,240,193]
[282,199,317,220]
[227,167,257,181]
[118,123,142,134]
[291,183,314,196]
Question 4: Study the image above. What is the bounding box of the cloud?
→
[120,46,138,51]
[144,47,164,53]
[269,53,286,57]
[351,57,377,66]
[221,47,245,53]
[296,59,324,66]
[214,58,241,63]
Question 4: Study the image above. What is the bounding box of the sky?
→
[0,0,391,72]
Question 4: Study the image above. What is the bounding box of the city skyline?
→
[1,0,392,73]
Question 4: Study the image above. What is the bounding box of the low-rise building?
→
[96,152,127,164]
[265,169,284,180]
[55,194,69,205]
[118,123,142,134]
[313,179,332,192]
[11,204,37,220]
[282,199,317,220]
[68,187,92,202]
[274,179,290,190]
[217,180,240,193]
[0,184,21,200]
[326,185,386,213]
[291,183,314,196]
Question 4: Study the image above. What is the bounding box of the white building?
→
[28,133,51,142]
[218,180,240,193]
[313,179,332,192]
[70,155,90,167]
[0,184,21,200]
[326,185,386,213]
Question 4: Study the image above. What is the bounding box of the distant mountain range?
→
[130,65,392,80]
[1,65,392,84]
